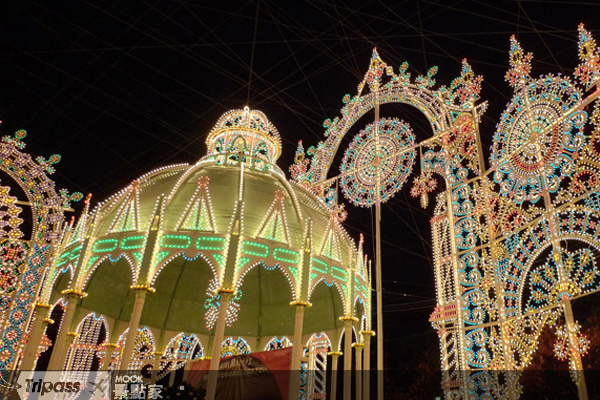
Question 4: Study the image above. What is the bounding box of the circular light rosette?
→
[489,75,586,204]
[339,118,416,207]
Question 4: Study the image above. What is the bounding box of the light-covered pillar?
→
[288,301,309,400]
[328,351,342,400]
[48,291,85,370]
[341,317,355,400]
[63,332,79,370]
[101,343,119,370]
[206,290,233,400]
[119,288,149,370]
[353,342,364,400]
[361,330,374,400]
[20,303,52,370]
[150,351,163,385]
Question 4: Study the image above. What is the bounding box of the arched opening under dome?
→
[305,279,345,334]
[226,262,295,338]
[143,255,215,334]
[79,257,135,320]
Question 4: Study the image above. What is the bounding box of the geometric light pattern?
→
[0,240,28,297]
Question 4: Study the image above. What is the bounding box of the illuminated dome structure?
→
[33,106,371,398]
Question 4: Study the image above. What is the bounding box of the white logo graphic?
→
[14,370,110,399]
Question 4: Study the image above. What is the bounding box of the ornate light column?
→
[119,287,150,370]
[100,343,119,370]
[288,301,310,399]
[341,317,355,400]
[150,351,163,385]
[328,351,342,400]
[48,290,86,370]
[20,303,52,370]
[63,332,80,371]
[205,289,233,400]
[353,342,364,400]
[361,330,374,400]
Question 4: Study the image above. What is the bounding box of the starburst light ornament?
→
[339,118,415,207]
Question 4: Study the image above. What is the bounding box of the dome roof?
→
[49,107,370,347]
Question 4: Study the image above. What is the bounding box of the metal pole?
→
[362,331,373,400]
[289,302,307,399]
[375,202,383,400]
[206,290,233,400]
[373,93,384,400]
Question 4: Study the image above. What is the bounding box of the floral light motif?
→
[0,241,28,269]
[450,59,483,105]
[0,129,81,242]
[410,172,437,208]
[289,140,310,187]
[0,265,18,296]
[505,35,533,88]
[553,322,589,361]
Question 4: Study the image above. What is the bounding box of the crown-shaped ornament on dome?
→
[205,106,282,163]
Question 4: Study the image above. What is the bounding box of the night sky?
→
[1,1,599,368]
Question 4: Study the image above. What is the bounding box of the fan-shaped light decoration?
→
[525,248,600,312]
[339,118,415,207]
